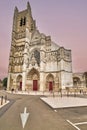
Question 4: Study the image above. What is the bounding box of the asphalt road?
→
[0,91,87,130]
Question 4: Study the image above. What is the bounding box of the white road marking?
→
[20,107,29,128]
[74,122,87,125]
[67,120,81,130]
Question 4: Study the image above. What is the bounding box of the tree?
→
[2,77,8,89]
[83,72,87,88]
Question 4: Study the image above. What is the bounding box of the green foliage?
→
[2,77,7,88]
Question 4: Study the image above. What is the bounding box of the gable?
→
[31,30,41,42]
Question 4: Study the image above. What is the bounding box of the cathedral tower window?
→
[20,18,23,26]
[23,17,26,25]
[20,17,26,26]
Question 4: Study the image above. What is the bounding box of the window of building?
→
[20,18,23,26]
[23,17,26,25]
[20,17,26,26]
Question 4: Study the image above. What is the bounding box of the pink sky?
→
[0,0,87,79]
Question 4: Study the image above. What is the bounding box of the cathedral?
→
[7,2,73,91]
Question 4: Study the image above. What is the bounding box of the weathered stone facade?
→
[73,73,87,88]
[7,2,73,91]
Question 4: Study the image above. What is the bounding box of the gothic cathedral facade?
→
[7,2,73,91]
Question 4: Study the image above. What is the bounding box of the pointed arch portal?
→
[46,74,54,91]
[16,75,22,90]
[27,68,39,91]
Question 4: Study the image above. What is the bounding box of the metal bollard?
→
[53,91,55,97]
[1,96,3,105]
[5,95,7,103]
[61,91,62,97]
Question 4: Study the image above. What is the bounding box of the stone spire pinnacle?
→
[14,6,18,13]
[27,1,31,11]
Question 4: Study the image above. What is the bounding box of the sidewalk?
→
[40,97,87,109]
[7,90,87,109]
[7,90,57,96]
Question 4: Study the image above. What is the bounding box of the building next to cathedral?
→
[7,2,73,91]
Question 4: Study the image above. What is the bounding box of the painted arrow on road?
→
[20,107,29,128]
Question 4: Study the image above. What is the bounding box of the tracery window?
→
[34,50,40,66]
[30,50,40,66]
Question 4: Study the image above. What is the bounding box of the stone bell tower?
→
[7,2,36,90]
[13,2,36,32]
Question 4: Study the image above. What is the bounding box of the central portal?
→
[33,80,38,91]
[27,68,39,91]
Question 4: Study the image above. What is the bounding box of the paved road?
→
[0,91,87,130]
